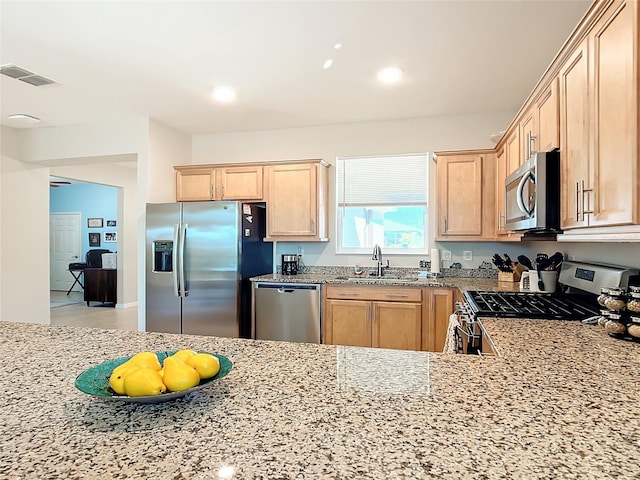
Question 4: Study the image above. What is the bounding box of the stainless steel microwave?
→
[504,150,561,232]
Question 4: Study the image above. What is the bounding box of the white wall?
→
[1,126,50,323]
[1,119,149,325]
[147,119,192,203]
[192,112,515,268]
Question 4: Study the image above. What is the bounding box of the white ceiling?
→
[1,0,591,136]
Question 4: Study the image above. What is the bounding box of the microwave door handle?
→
[516,171,534,217]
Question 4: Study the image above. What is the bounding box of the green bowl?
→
[75,351,233,404]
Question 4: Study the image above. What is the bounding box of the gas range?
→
[466,260,640,322]
[462,290,600,320]
[452,260,640,355]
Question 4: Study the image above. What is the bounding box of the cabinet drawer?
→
[325,285,422,302]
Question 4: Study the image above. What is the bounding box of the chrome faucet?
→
[372,244,383,276]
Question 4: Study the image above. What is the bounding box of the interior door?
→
[49,213,82,291]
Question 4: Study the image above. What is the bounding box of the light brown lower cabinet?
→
[323,285,455,352]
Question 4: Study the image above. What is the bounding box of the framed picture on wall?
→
[106,220,116,227]
[89,232,101,247]
[104,232,117,242]
[87,218,103,228]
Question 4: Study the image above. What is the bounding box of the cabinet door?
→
[176,168,214,201]
[324,299,371,347]
[422,288,454,352]
[218,166,263,200]
[436,155,483,236]
[559,39,591,229]
[372,302,421,351]
[266,163,318,237]
[520,107,537,162]
[590,0,636,227]
[505,129,521,175]
[496,148,508,236]
[536,78,560,152]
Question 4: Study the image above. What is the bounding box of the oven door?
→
[505,159,537,231]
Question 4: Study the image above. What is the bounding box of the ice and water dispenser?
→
[153,241,173,272]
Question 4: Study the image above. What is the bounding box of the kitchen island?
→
[1,319,638,479]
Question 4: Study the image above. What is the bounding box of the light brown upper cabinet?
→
[495,147,522,241]
[264,160,329,241]
[176,165,263,201]
[535,77,560,153]
[519,106,537,165]
[560,0,639,234]
[435,150,496,241]
[175,166,215,201]
[217,165,263,201]
[505,128,521,175]
[559,39,591,230]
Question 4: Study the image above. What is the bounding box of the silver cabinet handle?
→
[443,216,448,233]
[581,179,593,220]
[209,184,214,200]
[337,292,360,296]
[384,293,409,298]
[575,181,581,221]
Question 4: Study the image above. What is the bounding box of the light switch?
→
[442,250,452,261]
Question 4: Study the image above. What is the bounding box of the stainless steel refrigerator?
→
[145,201,272,338]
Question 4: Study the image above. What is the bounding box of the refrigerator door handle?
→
[179,223,188,297]
[172,223,180,297]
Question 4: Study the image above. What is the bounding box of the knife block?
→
[498,271,518,282]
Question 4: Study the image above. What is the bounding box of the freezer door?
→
[181,202,240,337]
[146,203,181,333]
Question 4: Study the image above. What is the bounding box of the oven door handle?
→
[516,170,535,218]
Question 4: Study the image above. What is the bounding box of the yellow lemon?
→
[109,363,140,395]
[126,351,162,371]
[123,368,167,397]
[185,353,220,379]
[162,356,200,392]
[171,349,198,362]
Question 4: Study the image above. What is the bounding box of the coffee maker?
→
[282,254,300,275]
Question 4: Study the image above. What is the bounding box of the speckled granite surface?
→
[251,272,522,292]
[1,319,638,479]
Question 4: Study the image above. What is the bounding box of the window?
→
[336,154,429,254]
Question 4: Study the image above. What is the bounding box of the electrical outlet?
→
[463,251,472,261]
[297,247,303,258]
[567,254,575,261]
[442,250,452,261]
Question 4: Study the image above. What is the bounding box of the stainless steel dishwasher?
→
[252,283,321,343]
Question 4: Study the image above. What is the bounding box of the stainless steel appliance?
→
[252,283,321,343]
[505,150,560,232]
[146,201,273,338]
[454,260,640,354]
[281,254,299,275]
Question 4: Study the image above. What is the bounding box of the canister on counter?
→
[604,287,627,311]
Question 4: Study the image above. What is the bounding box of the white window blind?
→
[337,154,428,206]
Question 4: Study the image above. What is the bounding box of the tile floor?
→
[50,291,138,331]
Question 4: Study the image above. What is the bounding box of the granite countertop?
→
[251,272,522,293]
[1,319,639,479]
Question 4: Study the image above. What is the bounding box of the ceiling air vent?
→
[0,64,58,87]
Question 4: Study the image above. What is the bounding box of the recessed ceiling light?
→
[323,59,333,70]
[211,86,236,103]
[7,113,40,122]
[377,66,404,85]
[334,43,342,50]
